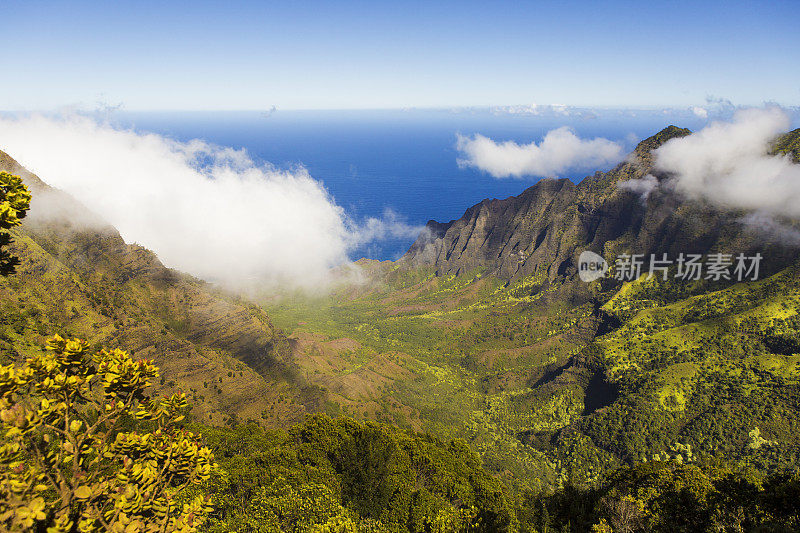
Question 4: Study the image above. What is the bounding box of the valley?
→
[5,2,800,530]
[3,124,800,530]
[259,126,800,499]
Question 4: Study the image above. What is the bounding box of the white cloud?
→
[0,114,412,288]
[349,208,424,244]
[456,127,624,179]
[619,174,660,201]
[654,107,800,219]
[691,106,708,119]
[740,212,800,247]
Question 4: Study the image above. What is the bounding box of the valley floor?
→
[263,260,800,499]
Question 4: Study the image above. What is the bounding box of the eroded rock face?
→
[402,126,799,295]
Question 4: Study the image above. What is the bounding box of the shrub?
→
[0,171,31,276]
[0,335,216,532]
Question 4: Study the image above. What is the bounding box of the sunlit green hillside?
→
[264,256,800,495]
[3,128,800,531]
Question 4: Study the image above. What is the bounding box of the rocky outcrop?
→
[402,126,799,293]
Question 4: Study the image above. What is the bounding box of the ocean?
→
[117,108,712,260]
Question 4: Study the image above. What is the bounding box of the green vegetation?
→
[261,257,800,500]
[255,260,800,531]
[196,416,513,532]
[264,267,596,494]
[522,460,800,532]
[6,331,798,533]
[4,133,800,530]
[0,172,31,276]
[772,128,800,162]
[581,263,800,471]
[0,335,215,532]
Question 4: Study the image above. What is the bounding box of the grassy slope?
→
[265,264,603,492]
[583,262,800,465]
[264,257,800,492]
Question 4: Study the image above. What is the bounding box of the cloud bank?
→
[456,127,624,178]
[653,107,800,219]
[0,114,419,288]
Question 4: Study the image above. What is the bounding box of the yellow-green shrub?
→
[0,335,216,532]
[0,171,31,276]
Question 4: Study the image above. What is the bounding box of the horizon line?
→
[3,102,799,115]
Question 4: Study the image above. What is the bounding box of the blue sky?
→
[2,0,799,110]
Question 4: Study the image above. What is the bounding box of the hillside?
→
[403,126,799,296]
[0,150,317,426]
[578,261,800,464]
[264,126,800,494]
[3,124,800,529]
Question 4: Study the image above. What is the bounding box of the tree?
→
[0,335,216,532]
[0,171,31,276]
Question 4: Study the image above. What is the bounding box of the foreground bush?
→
[0,335,216,532]
[0,171,31,276]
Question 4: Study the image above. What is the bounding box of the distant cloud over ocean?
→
[455,127,624,179]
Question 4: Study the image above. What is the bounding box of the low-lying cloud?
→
[456,127,624,179]
[351,208,424,244]
[0,114,420,288]
[618,174,659,202]
[740,212,800,247]
[653,107,800,219]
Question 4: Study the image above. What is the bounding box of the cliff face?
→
[402,126,798,290]
[0,150,312,426]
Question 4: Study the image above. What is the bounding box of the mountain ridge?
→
[401,126,799,297]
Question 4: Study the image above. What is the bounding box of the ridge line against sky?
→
[2,0,799,111]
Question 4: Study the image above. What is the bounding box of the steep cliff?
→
[402,126,799,295]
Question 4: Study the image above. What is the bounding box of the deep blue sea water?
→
[118,109,711,260]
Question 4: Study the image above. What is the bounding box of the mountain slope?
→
[562,259,800,476]
[264,125,800,492]
[0,150,316,426]
[403,126,798,296]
